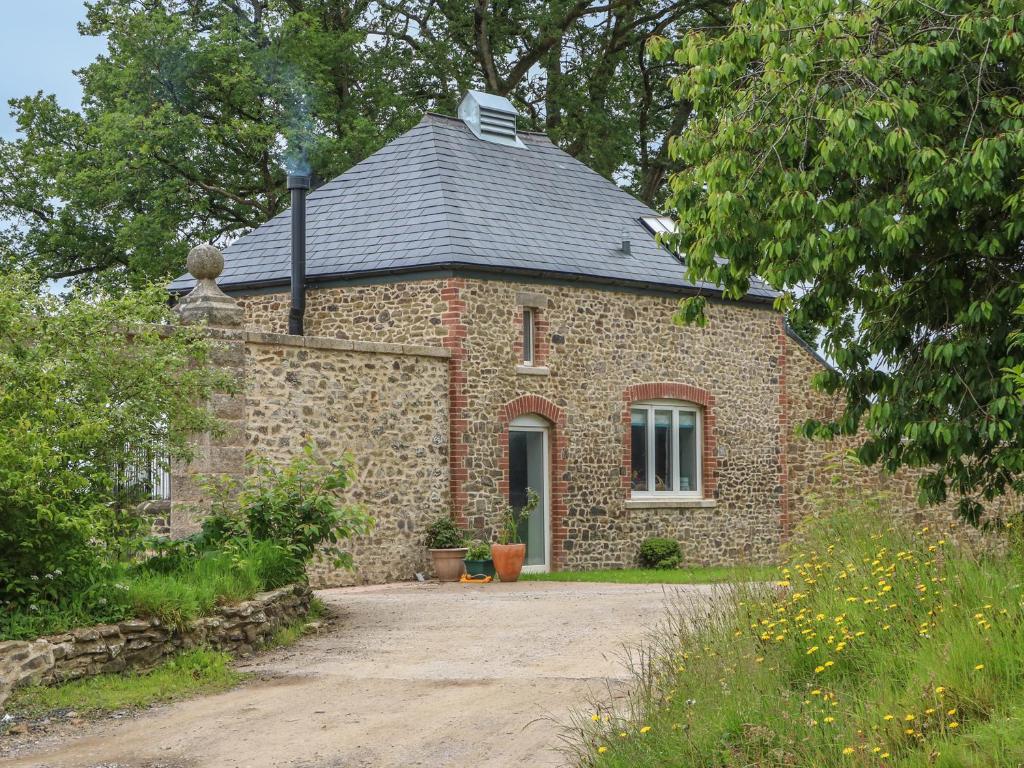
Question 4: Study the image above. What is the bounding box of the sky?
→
[0,2,106,140]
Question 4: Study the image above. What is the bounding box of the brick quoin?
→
[621,382,719,499]
[440,278,470,526]
[498,394,568,571]
[777,318,791,540]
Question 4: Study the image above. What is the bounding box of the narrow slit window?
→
[522,308,535,365]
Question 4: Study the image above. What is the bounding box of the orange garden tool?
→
[460,573,492,583]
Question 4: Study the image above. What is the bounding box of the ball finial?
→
[186,243,224,281]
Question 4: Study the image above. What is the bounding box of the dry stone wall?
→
[0,585,310,714]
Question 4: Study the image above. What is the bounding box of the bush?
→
[424,517,466,549]
[200,441,376,574]
[465,540,491,560]
[0,273,228,612]
[637,537,681,569]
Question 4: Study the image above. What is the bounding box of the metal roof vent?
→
[458,91,526,149]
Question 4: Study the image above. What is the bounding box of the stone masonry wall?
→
[243,277,789,571]
[243,333,450,587]
[0,585,310,713]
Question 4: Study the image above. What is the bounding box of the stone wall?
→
[0,585,310,713]
[242,277,790,570]
[782,339,1021,537]
[242,333,450,587]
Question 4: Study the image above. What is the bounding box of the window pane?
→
[654,410,672,491]
[678,411,698,492]
[630,410,648,491]
[522,309,534,363]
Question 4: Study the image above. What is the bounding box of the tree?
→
[0,0,727,290]
[0,273,229,609]
[651,0,1024,521]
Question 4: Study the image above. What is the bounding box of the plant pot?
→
[491,543,526,582]
[464,558,496,578]
[430,548,468,582]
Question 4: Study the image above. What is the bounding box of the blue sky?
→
[1,2,106,140]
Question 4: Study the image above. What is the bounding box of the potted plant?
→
[425,516,468,582]
[464,539,495,578]
[491,489,539,583]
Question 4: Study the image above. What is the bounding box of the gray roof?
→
[169,113,777,302]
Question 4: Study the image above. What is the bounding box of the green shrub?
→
[201,441,376,573]
[424,516,466,549]
[0,274,228,612]
[637,537,681,569]
[465,540,492,560]
[495,488,540,545]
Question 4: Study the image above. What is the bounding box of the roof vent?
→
[458,91,526,148]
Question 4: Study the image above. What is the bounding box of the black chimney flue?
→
[287,173,311,335]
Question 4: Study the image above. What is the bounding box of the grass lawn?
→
[567,506,1024,767]
[521,565,775,585]
[7,649,243,718]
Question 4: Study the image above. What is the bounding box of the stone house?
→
[169,92,851,585]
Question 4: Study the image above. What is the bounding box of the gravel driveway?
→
[3,580,716,768]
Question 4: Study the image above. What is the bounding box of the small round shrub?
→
[638,537,682,569]
[425,516,467,549]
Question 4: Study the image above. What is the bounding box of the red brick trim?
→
[621,382,718,499]
[440,278,470,525]
[498,394,568,571]
[777,318,791,540]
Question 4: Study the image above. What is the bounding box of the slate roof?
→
[168,113,777,302]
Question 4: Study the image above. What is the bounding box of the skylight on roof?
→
[640,216,676,236]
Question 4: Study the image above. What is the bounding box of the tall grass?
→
[567,501,1024,766]
[1,538,296,639]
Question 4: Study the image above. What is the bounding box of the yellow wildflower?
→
[598,746,608,754]
[949,722,960,729]
[639,726,651,734]
[843,747,855,756]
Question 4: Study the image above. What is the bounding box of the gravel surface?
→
[1,580,716,768]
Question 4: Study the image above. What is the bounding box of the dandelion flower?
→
[884,714,894,721]
[974,664,985,671]
[904,714,916,721]
[598,746,608,754]
[591,714,600,722]
[935,687,945,694]
[843,747,855,756]
[639,726,651,734]
[948,722,959,729]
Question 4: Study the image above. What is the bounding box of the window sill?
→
[624,498,717,510]
[516,364,550,376]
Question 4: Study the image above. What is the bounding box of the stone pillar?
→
[169,244,248,537]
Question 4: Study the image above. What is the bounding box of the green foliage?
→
[0,1,730,288]
[0,272,227,613]
[424,516,467,550]
[1,539,293,639]
[495,488,540,545]
[637,537,682,570]
[570,500,1024,766]
[201,441,375,574]
[7,648,242,717]
[652,0,1024,522]
[465,540,492,561]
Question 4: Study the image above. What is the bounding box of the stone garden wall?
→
[243,333,451,587]
[0,585,310,713]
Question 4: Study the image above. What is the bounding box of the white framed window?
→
[522,307,535,365]
[630,400,702,498]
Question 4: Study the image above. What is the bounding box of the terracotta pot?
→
[491,543,526,582]
[430,548,468,582]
